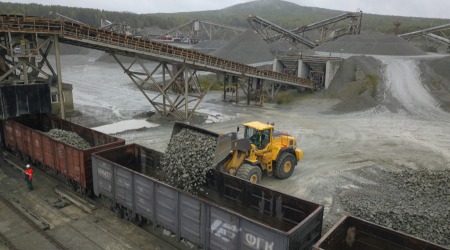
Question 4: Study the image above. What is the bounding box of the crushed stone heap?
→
[161,128,216,194]
[211,29,301,64]
[191,40,227,54]
[45,129,91,149]
[314,34,426,56]
[211,30,274,64]
[339,169,450,247]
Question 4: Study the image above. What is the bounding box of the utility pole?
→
[394,21,401,35]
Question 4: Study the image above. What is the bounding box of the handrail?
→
[0,15,315,88]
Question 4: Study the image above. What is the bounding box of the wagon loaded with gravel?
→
[313,215,448,250]
[91,143,324,249]
[166,121,303,185]
[3,113,125,196]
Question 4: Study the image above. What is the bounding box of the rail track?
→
[0,194,67,249]
[0,230,16,250]
[2,150,190,250]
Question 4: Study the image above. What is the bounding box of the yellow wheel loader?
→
[220,121,303,183]
[171,121,303,184]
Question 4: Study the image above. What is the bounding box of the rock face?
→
[45,129,91,149]
[339,169,450,247]
[161,128,216,194]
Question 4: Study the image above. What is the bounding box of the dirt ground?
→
[52,48,450,247]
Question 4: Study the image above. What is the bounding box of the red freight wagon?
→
[3,113,125,196]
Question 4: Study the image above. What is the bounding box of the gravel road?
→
[62,51,450,247]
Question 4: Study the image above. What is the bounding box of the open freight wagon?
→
[92,143,324,250]
[313,215,448,250]
[2,113,125,195]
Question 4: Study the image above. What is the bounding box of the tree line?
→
[0,1,448,35]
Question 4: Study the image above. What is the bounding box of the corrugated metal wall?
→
[0,84,51,119]
[92,152,294,249]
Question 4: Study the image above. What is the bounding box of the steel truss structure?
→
[158,19,246,43]
[399,23,450,47]
[247,11,363,48]
[223,75,287,106]
[0,15,314,120]
[112,55,213,119]
[100,19,133,36]
[0,32,66,116]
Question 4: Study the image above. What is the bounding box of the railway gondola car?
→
[92,143,324,250]
[3,113,125,195]
[313,215,448,250]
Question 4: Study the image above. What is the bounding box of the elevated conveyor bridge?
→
[247,12,362,48]
[0,15,314,119]
[399,23,450,49]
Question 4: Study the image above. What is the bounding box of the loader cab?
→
[243,121,273,150]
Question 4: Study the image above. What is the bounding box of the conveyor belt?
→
[0,15,315,89]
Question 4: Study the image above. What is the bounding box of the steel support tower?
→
[0,15,314,120]
[247,11,363,48]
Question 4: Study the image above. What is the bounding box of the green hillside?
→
[0,0,448,34]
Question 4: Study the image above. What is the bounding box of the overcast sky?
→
[4,0,449,19]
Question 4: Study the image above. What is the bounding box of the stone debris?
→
[45,129,91,149]
[161,128,216,194]
[181,239,195,248]
[162,229,175,237]
[339,169,450,247]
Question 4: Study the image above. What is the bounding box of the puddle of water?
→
[92,119,159,134]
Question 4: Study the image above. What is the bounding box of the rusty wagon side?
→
[3,113,125,195]
[313,215,448,250]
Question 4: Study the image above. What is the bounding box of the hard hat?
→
[26,164,30,168]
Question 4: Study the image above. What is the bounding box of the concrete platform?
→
[0,153,192,249]
[54,185,97,213]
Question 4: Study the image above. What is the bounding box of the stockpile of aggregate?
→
[325,55,387,113]
[191,40,227,54]
[211,30,274,64]
[420,56,450,112]
[45,129,91,149]
[161,128,216,194]
[339,169,450,247]
[314,34,426,56]
[138,26,167,38]
[211,30,303,64]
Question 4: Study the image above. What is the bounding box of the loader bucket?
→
[171,122,232,167]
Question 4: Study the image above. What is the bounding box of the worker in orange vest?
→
[24,164,33,191]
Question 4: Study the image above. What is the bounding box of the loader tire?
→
[237,164,262,184]
[274,152,296,179]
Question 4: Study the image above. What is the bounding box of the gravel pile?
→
[314,34,426,56]
[325,55,387,113]
[191,40,227,54]
[161,128,216,194]
[138,26,167,38]
[211,30,297,64]
[45,129,91,149]
[339,169,450,247]
[420,56,450,112]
